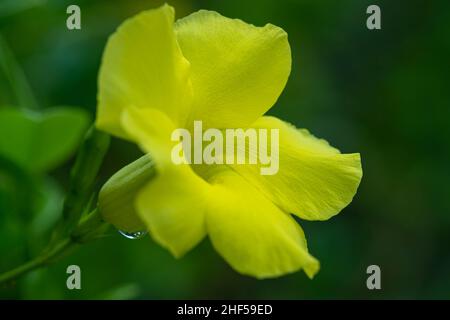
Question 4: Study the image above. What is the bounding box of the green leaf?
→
[57,127,110,239]
[30,177,64,239]
[0,34,39,109]
[95,283,140,300]
[0,106,90,173]
[0,0,47,19]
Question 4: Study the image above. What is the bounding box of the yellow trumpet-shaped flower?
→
[96,4,362,279]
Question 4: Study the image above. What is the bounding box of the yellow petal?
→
[175,10,291,128]
[206,170,319,279]
[98,104,175,233]
[135,165,210,258]
[120,107,210,257]
[120,106,177,168]
[96,4,192,138]
[230,116,363,221]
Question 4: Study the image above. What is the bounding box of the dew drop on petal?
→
[118,230,147,239]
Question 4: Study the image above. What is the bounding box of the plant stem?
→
[0,209,109,286]
[56,126,110,239]
[0,238,76,286]
[0,125,112,286]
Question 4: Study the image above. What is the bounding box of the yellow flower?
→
[96,4,362,279]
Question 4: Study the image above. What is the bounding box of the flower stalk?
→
[0,209,108,286]
[0,238,75,286]
[54,126,110,240]
[0,126,111,286]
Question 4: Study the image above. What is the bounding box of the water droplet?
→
[118,230,147,239]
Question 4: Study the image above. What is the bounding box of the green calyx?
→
[98,154,156,233]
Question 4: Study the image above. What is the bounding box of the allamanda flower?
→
[96,4,362,279]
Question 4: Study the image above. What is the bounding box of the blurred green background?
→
[0,0,449,299]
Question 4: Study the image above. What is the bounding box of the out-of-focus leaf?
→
[0,0,47,18]
[21,268,63,300]
[0,169,28,271]
[27,177,64,255]
[95,283,140,300]
[0,155,34,274]
[0,107,90,173]
[0,35,38,109]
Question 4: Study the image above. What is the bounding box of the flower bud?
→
[98,155,155,232]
